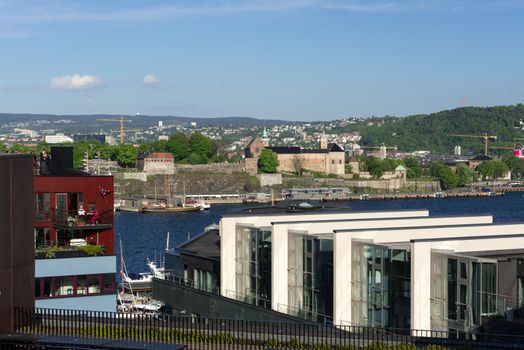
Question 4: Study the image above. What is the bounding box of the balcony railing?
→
[35,244,106,259]
[51,210,112,230]
[11,307,524,349]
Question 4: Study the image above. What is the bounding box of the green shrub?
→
[77,244,105,256]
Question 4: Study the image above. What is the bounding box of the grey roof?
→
[177,229,220,260]
[267,143,344,155]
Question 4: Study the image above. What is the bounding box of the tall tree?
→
[190,132,215,159]
[258,149,279,173]
[456,163,478,187]
[167,133,190,162]
[403,157,421,179]
[117,144,137,168]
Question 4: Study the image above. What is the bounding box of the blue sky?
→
[0,0,523,121]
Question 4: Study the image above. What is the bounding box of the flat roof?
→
[222,208,428,218]
[334,222,524,233]
[410,233,524,243]
[272,213,492,225]
[0,153,31,159]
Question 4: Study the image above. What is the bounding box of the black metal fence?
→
[12,307,524,349]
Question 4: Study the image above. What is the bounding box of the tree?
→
[167,133,190,162]
[429,161,458,190]
[292,155,304,175]
[403,157,421,179]
[8,143,31,153]
[0,141,7,153]
[437,166,458,190]
[258,149,279,173]
[366,157,387,179]
[190,132,214,159]
[117,144,137,168]
[476,160,509,179]
[456,163,478,187]
[345,164,353,174]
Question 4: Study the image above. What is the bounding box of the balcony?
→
[51,210,112,231]
[35,243,106,259]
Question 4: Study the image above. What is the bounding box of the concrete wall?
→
[244,158,258,175]
[175,162,245,174]
[257,173,282,187]
[123,172,147,182]
[143,159,175,175]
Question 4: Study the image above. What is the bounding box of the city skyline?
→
[0,0,523,120]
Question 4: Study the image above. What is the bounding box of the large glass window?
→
[35,274,116,299]
[54,276,74,296]
[35,193,50,220]
[447,259,458,320]
[34,228,50,248]
[87,275,101,294]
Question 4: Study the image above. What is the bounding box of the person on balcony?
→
[39,150,51,175]
[78,205,86,217]
[90,208,100,225]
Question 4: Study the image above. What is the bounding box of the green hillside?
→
[340,104,524,155]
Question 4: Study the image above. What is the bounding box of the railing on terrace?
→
[12,307,524,349]
[52,209,112,230]
[225,290,272,310]
[276,304,333,325]
[161,273,221,296]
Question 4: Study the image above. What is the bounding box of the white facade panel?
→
[35,256,116,278]
[36,294,116,312]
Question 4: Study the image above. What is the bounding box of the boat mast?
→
[182,176,186,208]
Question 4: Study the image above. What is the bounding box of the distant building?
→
[267,143,345,176]
[73,134,113,144]
[158,135,169,141]
[244,134,345,176]
[14,128,38,138]
[244,136,266,159]
[45,133,73,144]
[468,154,493,169]
[261,127,270,146]
[454,145,462,156]
[136,152,175,175]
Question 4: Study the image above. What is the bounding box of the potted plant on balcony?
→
[66,216,76,227]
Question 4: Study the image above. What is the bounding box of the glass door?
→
[368,246,389,327]
[56,193,67,217]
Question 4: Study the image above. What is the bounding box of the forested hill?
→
[340,104,524,154]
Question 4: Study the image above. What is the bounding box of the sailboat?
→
[164,175,201,212]
[142,179,167,213]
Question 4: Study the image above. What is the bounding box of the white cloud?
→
[49,74,105,90]
[143,73,161,85]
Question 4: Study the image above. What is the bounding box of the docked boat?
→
[122,271,153,293]
[184,199,210,211]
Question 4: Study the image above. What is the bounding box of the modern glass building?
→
[220,209,524,333]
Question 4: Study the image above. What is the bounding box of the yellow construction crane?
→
[449,133,497,156]
[97,116,132,144]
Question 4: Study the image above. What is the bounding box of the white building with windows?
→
[219,209,524,333]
